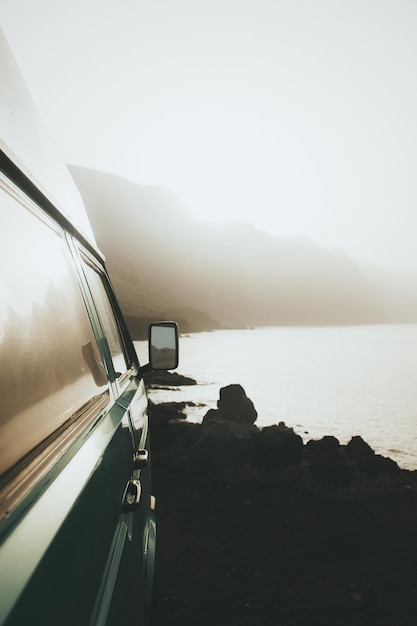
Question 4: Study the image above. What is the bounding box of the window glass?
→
[0,189,108,480]
[82,261,129,377]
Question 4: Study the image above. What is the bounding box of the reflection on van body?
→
[0,29,176,625]
[0,191,108,486]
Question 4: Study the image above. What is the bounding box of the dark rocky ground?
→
[147,376,417,626]
[151,468,417,626]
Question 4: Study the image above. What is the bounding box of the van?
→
[0,29,178,625]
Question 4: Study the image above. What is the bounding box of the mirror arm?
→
[139,362,152,374]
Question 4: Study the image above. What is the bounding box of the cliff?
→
[70,166,417,337]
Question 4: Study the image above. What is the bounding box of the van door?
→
[78,252,152,626]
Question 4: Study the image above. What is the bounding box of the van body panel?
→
[0,403,126,620]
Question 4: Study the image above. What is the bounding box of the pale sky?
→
[1,0,417,272]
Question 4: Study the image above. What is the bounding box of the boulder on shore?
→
[144,370,197,387]
[306,435,358,485]
[216,383,258,424]
[252,423,304,469]
[346,435,400,475]
[148,382,417,500]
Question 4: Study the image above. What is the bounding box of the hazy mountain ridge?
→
[70,166,417,338]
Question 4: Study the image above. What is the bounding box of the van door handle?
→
[133,449,149,469]
[123,480,141,512]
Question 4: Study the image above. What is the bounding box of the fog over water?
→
[2,0,417,274]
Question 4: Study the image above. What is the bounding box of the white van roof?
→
[0,29,96,246]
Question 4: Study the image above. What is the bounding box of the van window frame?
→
[75,247,137,392]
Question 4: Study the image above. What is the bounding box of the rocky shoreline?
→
[147,373,417,625]
[146,374,417,502]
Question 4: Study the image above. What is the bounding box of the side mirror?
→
[148,321,179,370]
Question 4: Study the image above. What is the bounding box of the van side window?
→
[0,188,109,483]
[81,260,129,378]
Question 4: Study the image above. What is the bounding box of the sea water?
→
[135,325,417,470]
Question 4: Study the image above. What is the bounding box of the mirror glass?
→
[149,322,178,370]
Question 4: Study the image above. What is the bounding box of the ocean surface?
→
[135,325,417,470]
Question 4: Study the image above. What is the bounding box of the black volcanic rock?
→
[346,435,377,472]
[147,381,416,502]
[253,423,304,469]
[306,436,358,485]
[216,383,258,424]
[346,435,400,476]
